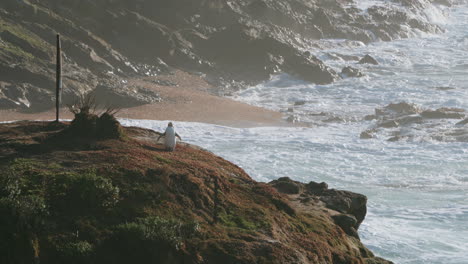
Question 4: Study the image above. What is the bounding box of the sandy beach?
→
[0,71,284,128]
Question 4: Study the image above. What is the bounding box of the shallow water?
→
[122,2,468,263]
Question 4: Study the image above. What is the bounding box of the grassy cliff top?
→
[0,121,391,264]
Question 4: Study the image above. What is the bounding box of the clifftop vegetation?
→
[0,120,391,263]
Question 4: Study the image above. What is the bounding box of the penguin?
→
[157,122,182,151]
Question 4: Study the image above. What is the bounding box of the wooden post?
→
[55,34,62,122]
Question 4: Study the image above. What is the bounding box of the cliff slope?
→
[0,121,391,264]
[0,0,448,111]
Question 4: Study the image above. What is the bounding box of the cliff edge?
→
[0,121,391,264]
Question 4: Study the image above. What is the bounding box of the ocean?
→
[122,2,468,263]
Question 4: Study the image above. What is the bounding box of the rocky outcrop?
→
[362,102,468,142]
[0,121,392,264]
[270,177,367,239]
[0,0,450,110]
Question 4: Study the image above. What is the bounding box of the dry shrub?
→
[67,94,124,139]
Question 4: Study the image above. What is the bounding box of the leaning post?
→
[55,34,62,122]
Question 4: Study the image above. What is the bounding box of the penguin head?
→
[168,122,173,127]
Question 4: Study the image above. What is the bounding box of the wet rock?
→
[323,116,345,123]
[421,109,465,119]
[326,52,360,61]
[341,66,364,78]
[364,115,377,121]
[269,177,301,194]
[286,115,300,123]
[294,100,307,106]
[431,0,453,7]
[387,136,403,142]
[374,102,421,118]
[456,118,468,126]
[359,55,379,65]
[360,131,374,139]
[435,86,455,90]
[284,52,338,84]
[395,115,423,125]
[378,120,399,128]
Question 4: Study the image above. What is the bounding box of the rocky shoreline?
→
[0,0,453,112]
[0,121,392,263]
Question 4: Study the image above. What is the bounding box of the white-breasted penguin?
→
[157,122,182,151]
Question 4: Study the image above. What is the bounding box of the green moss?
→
[154,155,172,164]
[0,18,52,54]
[218,211,268,230]
[0,42,35,60]
[97,217,200,263]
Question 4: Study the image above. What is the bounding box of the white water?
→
[122,3,468,264]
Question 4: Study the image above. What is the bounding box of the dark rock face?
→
[269,177,301,194]
[332,214,359,238]
[0,0,447,110]
[319,188,368,228]
[269,177,367,229]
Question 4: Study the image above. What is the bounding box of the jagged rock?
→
[379,102,421,116]
[318,189,368,227]
[269,177,301,194]
[306,181,329,193]
[341,66,364,77]
[332,214,359,238]
[359,55,379,65]
[271,178,367,228]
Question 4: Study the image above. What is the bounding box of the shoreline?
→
[0,71,286,128]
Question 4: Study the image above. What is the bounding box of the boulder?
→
[359,55,379,65]
[318,189,367,227]
[332,214,359,238]
[306,181,329,193]
[341,66,364,77]
[269,177,301,194]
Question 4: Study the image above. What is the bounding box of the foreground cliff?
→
[0,121,391,264]
[0,0,449,111]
